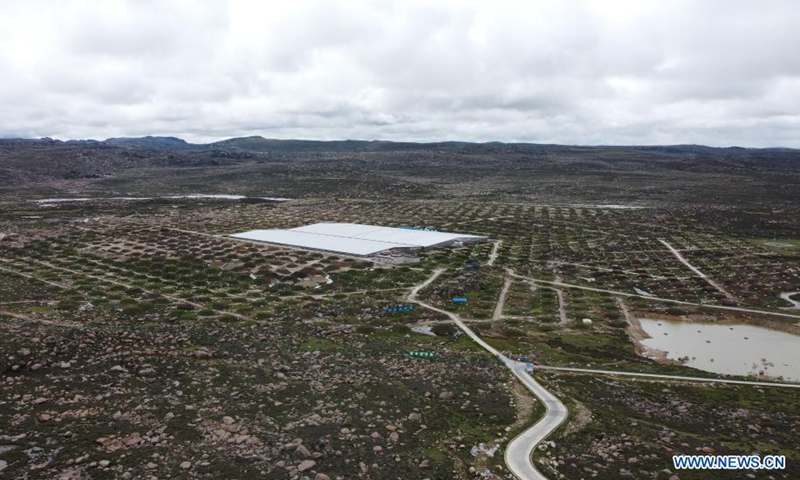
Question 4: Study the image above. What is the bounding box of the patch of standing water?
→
[566,204,646,210]
[31,194,291,203]
[638,318,800,382]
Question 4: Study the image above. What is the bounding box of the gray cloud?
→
[0,0,799,146]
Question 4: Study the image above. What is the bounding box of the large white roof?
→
[292,222,485,248]
[230,222,487,256]
[230,229,403,256]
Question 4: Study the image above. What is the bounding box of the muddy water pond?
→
[639,318,800,382]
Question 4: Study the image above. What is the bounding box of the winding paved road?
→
[504,361,569,480]
[407,259,800,480]
[406,268,800,480]
[408,269,568,480]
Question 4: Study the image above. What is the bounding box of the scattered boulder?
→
[297,460,316,472]
[123,433,141,447]
[295,444,311,458]
[193,349,212,360]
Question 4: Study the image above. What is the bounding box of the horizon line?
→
[1,135,798,151]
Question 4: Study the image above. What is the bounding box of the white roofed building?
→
[229,222,488,258]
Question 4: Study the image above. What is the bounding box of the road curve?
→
[408,269,567,480]
[504,361,569,480]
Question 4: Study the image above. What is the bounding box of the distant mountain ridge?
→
[104,136,192,150]
[2,133,799,208]
[0,135,797,154]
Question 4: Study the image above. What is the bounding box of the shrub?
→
[391,324,411,333]
[501,326,526,337]
[431,323,457,336]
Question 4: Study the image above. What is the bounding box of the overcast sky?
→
[1,0,799,146]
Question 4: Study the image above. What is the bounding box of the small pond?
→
[639,318,800,382]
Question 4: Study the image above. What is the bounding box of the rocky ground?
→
[0,313,527,480]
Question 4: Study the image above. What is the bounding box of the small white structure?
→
[582,318,593,325]
[230,222,487,257]
[525,363,534,372]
